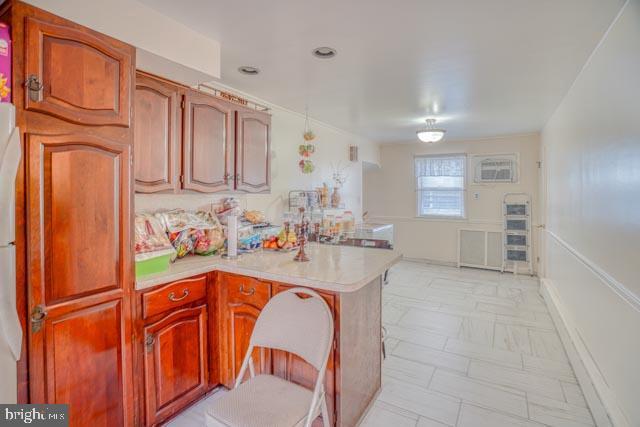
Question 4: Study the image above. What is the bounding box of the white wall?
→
[136,90,378,222]
[363,134,540,268]
[540,1,640,425]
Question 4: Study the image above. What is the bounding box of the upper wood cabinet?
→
[24,16,133,127]
[236,109,271,193]
[132,73,271,194]
[26,133,134,425]
[183,91,235,193]
[134,73,181,193]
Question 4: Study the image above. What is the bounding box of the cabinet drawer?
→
[142,275,207,319]
[222,273,270,307]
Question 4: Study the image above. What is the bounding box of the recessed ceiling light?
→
[312,47,337,59]
[238,66,260,75]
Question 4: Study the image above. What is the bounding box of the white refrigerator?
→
[0,103,22,403]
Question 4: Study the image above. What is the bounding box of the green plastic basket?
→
[135,252,171,278]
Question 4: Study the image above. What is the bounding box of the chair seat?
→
[205,375,315,427]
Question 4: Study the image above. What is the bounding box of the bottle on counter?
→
[343,211,355,233]
[335,215,344,235]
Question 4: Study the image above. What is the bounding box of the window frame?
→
[414,153,467,220]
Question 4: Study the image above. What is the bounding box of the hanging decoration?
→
[298,106,316,174]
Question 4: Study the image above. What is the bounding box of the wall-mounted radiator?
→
[457,229,503,271]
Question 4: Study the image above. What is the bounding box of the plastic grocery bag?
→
[135,213,175,256]
[155,209,225,258]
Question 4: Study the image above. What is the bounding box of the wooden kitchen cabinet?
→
[136,274,213,426]
[133,73,271,195]
[235,109,271,193]
[182,90,235,193]
[25,133,134,425]
[216,273,272,387]
[8,3,137,423]
[134,72,182,193]
[143,305,208,425]
[24,15,132,127]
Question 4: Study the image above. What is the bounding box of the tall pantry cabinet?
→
[3,2,136,425]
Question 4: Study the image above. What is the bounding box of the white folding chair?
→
[206,287,334,427]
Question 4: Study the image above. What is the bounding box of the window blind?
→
[415,155,466,218]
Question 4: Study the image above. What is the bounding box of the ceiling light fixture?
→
[417,119,446,143]
[238,66,260,75]
[312,47,337,59]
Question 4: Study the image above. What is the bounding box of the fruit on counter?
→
[263,236,278,249]
[276,229,297,249]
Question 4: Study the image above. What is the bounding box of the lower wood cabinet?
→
[217,273,272,387]
[136,275,212,426]
[216,275,339,426]
[136,272,344,426]
[143,305,208,425]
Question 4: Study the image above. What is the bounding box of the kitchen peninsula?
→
[134,245,401,426]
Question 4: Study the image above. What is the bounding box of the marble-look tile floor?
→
[364,261,595,427]
[169,260,595,427]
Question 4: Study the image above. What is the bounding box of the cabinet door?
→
[24,16,133,127]
[182,91,234,193]
[235,110,271,193]
[217,274,271,387]
[271,285,338,426]
[26,133,134,426]
[134,73,181,193]
[143,306,208,425]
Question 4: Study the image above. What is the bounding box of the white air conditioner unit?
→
[458,229,503,271]
[472,154,518,183]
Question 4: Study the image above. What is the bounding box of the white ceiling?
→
[141,0,624,143]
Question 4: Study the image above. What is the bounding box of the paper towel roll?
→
[227,215,238,257]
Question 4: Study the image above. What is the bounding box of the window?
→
[415,155,466,218]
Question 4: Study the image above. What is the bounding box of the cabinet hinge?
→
[181,99,186,109]
[145,334,155,352]
[180,175,184,184]
[537,161,542,169]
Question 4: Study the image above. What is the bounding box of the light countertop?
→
[136,245,402,293]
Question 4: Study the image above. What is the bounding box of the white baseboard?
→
[400,256,458,268]
[541,278,627,427]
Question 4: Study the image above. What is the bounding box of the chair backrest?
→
[250,288,334,371]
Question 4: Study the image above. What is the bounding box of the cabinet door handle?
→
[239,284,255,296]
[168,288,190,302]
[25,74,43,102]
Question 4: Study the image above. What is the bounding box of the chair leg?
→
[321,396,331,426]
